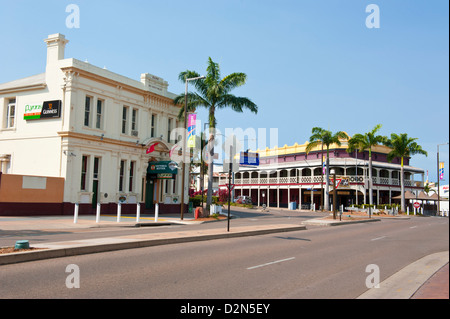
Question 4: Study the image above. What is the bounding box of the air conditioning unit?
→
[131,130,138,137]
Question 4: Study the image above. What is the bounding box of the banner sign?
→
[439,162,445,180]
[147,161,178,179]
[24,100,61,120]
[187,113,196,148]
[239,151,260,166]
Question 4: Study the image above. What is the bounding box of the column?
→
[258,187,260,207]
[277,187,280,208]
[299,186,302,209]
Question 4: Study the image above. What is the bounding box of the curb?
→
[357,251,449,299]
[0,224,306,265]
[302,218,381,227]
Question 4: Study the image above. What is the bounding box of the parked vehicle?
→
[236,196,252,204]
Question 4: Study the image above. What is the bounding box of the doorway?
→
[145,178,154,209]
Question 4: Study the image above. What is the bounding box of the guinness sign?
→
[41,100,61,119]
[24,100,61,120]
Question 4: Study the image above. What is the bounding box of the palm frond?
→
[220,73,247,95]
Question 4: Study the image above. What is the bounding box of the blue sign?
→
[239,151,259,166]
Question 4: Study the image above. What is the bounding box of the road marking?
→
[410,226,418,229]
[247,257,295,270]
[371,236,386,241]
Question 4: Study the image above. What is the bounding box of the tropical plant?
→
[384,133,428,212]
[346,124,387,212]
[174,57,257,215]
[306,127,349,213]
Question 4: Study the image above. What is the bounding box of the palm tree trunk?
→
[325,150,330,211]
[400,157,405,212]
[320,144,324,211]
[206,133,214,216]
[205,107,216,217]
[368,151,373,207]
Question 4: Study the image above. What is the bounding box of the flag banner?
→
[187,113,196,148]
[146,142,160,154]
[439,162,444,180]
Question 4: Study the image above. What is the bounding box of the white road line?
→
[247,257,295,270]
[410,226,418,229]
[371,236,386,241]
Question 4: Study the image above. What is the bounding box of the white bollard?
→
[155,203,159,222]
[117,202,122,222]
[407,206,409,215]
[136,203,141,223]
[96,202,101,223]
[73,203,79,224]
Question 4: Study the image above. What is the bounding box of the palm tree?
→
[174,57,258,214]
[346,124,387,210]
[384,133,428,212]
[306,128,349,212]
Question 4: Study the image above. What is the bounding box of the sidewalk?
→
[357,251,449,299]
[0,213,201,231]
[1,214,448,299]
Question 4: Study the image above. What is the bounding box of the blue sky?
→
[0,0,448,183]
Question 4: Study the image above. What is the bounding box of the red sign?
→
[227,184,235,192]
[413,202,420,209]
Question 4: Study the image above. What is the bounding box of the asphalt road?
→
[0,207,328,247]
[0,212,448,299]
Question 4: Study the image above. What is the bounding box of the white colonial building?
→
[0,33,187,215]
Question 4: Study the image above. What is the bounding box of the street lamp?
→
[330,169,336,220]
[180,75,206,220]
[437,142,449,216]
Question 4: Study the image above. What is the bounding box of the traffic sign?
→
[413,202,420,209]
[227,184,235,192]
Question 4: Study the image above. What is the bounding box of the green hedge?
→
[189,195,218,207]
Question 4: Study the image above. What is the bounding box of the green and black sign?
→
[24,100,61,120]
[147,161,178,179]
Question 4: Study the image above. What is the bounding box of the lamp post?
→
[330,169,336,220]
[437,142,449,216]
[180,75,206,220]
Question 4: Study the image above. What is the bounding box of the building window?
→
[168,118,172,143]
[131,108,138,132]
[96,99,103,129]
[129,161,136,192]
[6,98,16,128]
[119,160,126,192]
[122,106,128,134]
[84,96,92,127]
[151,114,156,138]
[81,155,89,191]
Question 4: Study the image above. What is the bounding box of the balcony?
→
[226,175,423,188]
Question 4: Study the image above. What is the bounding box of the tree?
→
[384,133,428,212]
[346,124,387,210]
[174,57,257,214]
[306,128,349,211]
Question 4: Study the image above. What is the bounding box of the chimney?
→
[44,33,69,66]
[140,73,168,95]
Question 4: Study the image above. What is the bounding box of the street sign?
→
[239,151,259,166]
[413,202,420,209]
[227,184,235,192]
